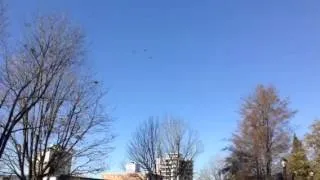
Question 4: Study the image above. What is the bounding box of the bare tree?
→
[0,15,86,159]
[226,85,296,180]
[0,15,113,179]
[198,157,224,180]
[161,117,202,180]
[127,116,201,180]
[127,117,161,174]
[305,119,320,179]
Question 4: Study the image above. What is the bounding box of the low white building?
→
[37,145,72,176]
[125,162,141,173]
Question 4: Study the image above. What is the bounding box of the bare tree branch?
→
[161,117,202,180]
[127,117,161,174]
[128,116,202,180]
[0,14,85,159]
[198,156,224,180]
[0,15,113,179]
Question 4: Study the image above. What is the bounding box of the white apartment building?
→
[156,153,193,180]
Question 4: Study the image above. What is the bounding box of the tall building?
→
[156,154,193,180]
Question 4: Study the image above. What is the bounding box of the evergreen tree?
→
[288,134,310,178]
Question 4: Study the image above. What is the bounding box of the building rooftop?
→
[103,173,144,180]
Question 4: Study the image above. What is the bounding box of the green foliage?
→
[292,134,303,154]
[288,135,310,177]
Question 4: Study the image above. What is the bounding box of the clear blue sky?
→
[8,0,320,175]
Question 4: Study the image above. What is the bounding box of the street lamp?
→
[281,158,288,180]
[309,171,314,180]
